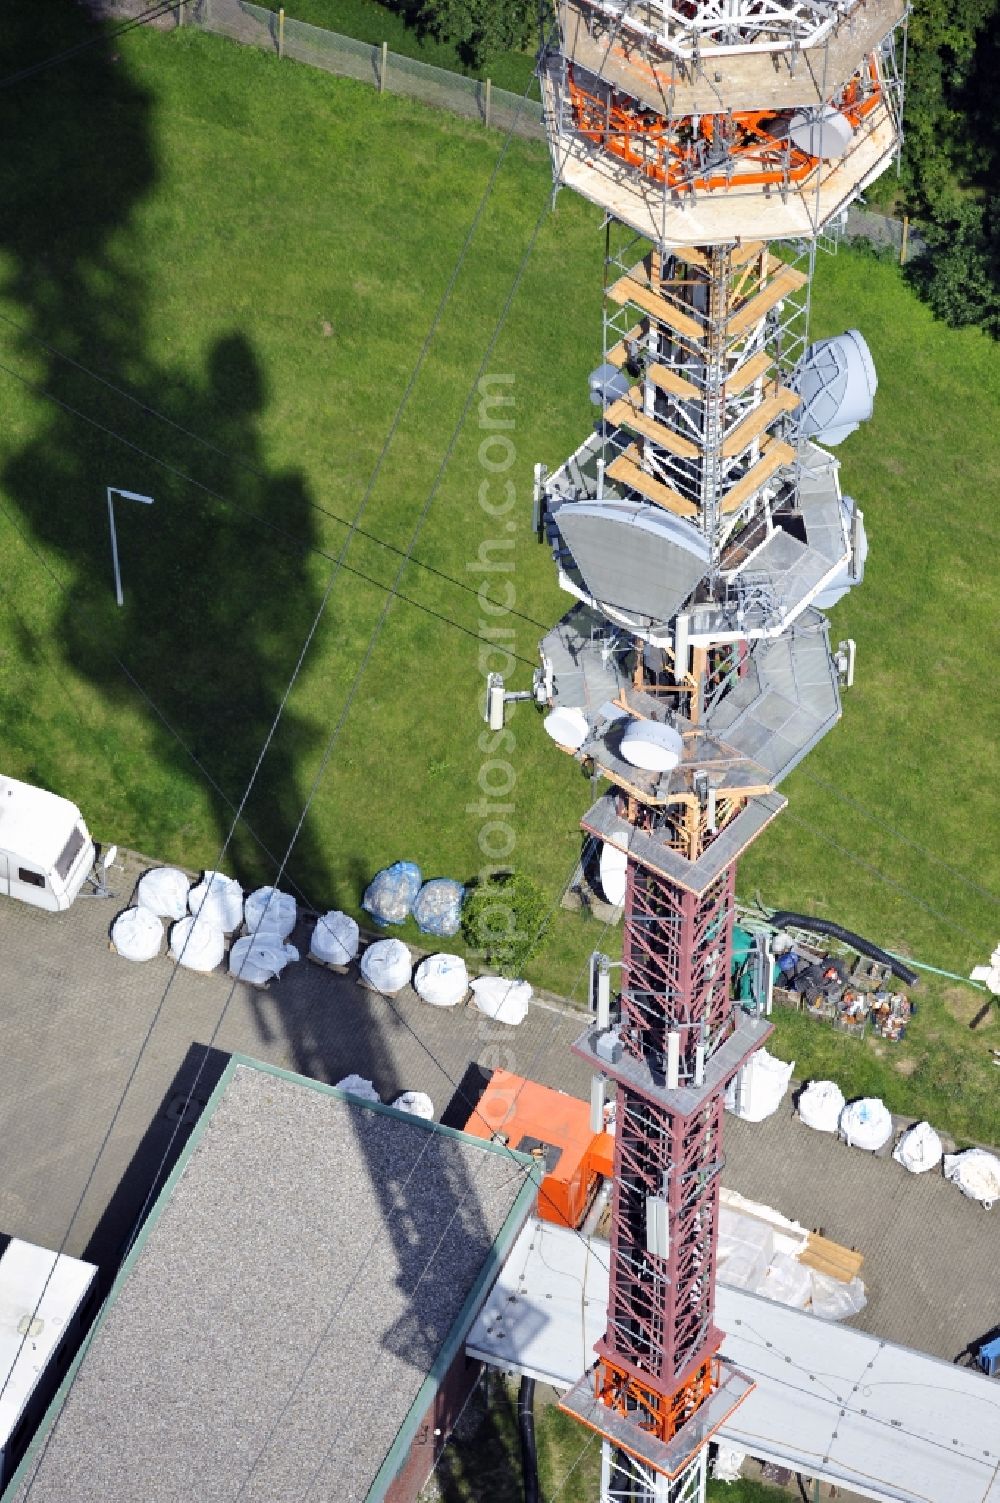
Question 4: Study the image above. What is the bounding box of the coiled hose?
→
[768,911,919,987]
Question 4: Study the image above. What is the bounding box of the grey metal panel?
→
[555,500,708,623]
[541,604,630,711]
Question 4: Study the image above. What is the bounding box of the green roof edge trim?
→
[1,1052,540,1502]
[365,1151,540,1502]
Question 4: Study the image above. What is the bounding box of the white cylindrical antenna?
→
[666,1031,680,1090]
[486,673,506,731]
[590,1074,606,1135]
[694,1043,706,1086]
[597,955,611,1028]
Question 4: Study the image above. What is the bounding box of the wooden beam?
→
[647,363,700,400]
[725,349,774,395]
[605,395,700,460]
[606,322,645,368]
[606,452,698,518]
[726,265,809,338]
[720,438,795,514]
[721,387,800,457]
[608,274,703,340]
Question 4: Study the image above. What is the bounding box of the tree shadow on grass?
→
[0,1,333,898]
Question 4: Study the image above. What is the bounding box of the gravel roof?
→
[11,1060,533,1503]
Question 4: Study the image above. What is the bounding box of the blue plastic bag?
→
[412,878,465,938]
[362,861,423,927]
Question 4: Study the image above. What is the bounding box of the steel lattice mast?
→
[530,1,906,1498]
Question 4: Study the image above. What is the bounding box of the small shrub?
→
[461,871,550,977]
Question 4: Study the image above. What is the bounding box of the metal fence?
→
[94,0,545,140]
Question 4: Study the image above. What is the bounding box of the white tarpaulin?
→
[413,953,469,1007]
[136,867,189,921]
[244,886,296,941]
[840,1097,893,1151]
[189,871,244,934]
[809,1270,867,1321]
[112,906,164,962]
[169,913,225,973]
[716,1209,775,1293]
[760,1251,813,1309]
[798,1079,846,1133]
[893,1120,943,1174]
[725,1048,794,1122]
[471,976,532,1026]
[391,1091,434,1120]
[309,910,359,965]
[944,1148,1000,1208]
[335,1074,380,1104]
[360,938,411,994]
[228,935,299,986]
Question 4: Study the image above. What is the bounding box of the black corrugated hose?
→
[768,911,920,987]
[518,1375,539,1503]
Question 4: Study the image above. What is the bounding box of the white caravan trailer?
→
[0,775,95,911]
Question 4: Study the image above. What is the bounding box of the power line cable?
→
[794,764,1000,908]
[0,310,554,636]
[0,355,541,667]
[0,0,179,91]
[6,50,550,1443]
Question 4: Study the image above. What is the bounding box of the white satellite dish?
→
[619,719,684,772]
[797,328,877,445]
[599,842,628,906]
[543,706,589,750]
[787,107,854,161]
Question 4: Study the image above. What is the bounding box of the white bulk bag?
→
[471,976,532,1026]
[809,1270,867,1321]
[414,953,469,1008]
[892,1120,943,1174]
[309,910,359,965]
[229,935,299,986]
[244,886,296,941]
[711,1448,746,1483]
[840,1097,892,1151]
[392,1091,434,1120]
[360,938,411,994]
[335,1074,380,1104]
[759,1250,813,1309]
[137,867,190,921]
[725,1048,794,1123]
[943,1149,1000,1208]
[112,906,164,962]
[189,871,244,934]
[798,1079,845,1133]
[169,913,225,973]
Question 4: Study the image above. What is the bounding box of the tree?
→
[912,196,1000,335]
[461,871,550,976]
[414,0,537,70]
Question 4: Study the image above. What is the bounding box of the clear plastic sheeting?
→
[943,1149,1000,1208]
[188,871,244,934]
[717,1209,775,1293]
[363,861,422,926]
[136,866,190,921]
[797,1079,845,1133]
[244,886,296,941]
[759,1251,813,1309]
[229,935,299,987]
[471,976,532,1026]
[725,1048,794,1122]
[391,1091,434,1120]
[412,878,465,938]
[840,1096,892,1151]
[309,910,359,965]
[335,1074,380,1104]
[413,953,469,1008]
[169,913,226,973]
[893,1120,943,1174]
[809,1270,867,1322]
[359,938,412,994]
[711,1446,747,1483]
[111,906,164,962]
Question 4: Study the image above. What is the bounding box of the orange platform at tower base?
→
[462,1069,613,1229]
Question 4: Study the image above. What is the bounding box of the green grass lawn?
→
[0,12,998,1139]
[262,0,540,93]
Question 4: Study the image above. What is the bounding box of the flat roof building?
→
[5,1057,537,1503]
